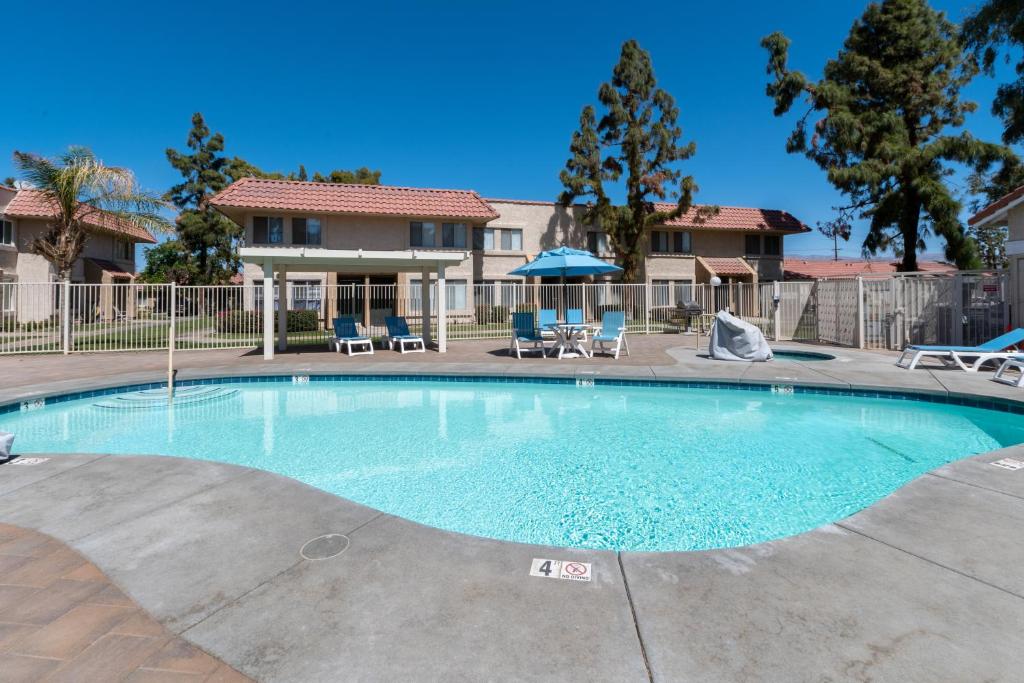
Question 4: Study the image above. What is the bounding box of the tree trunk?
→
[899,190,921,273]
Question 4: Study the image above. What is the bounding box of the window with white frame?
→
[587,231,609,254]
[291,279,323,310]
[652,279,671,306]
[500,228,523,251]
[442,223,466,248]
[673,279,694,303]
[651,231,669,253]
[473,227,494,251]
[115,239,132,261]
[410,278,468,310]
[253,216,284,244]
[292,217,321,246]
[410,221,437,248]
[0,219,12,246]
[0,275,15,314]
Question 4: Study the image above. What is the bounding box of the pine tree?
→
[559,40,714,282]
[165,113,241,284]
[762,0,1011,271]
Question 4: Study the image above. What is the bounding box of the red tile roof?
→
[701,257,756,276]
[87,258,134,278]
[655,204,809,232]
[210,178,499,220]
[3,189,157,243]
[968,184,1024,226]
[783,258,956,279]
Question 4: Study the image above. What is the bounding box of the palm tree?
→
[12,147,173,279]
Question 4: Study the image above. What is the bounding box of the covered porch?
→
[239,247,468,359]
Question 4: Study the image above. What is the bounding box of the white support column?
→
[421,266,432,347]
[277,267,288,352]
[436,263,447,353]
[262,260,274,360]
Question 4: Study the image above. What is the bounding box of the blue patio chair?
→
[896,328,1024,371]
[591,310,629,359]
[510,311,548,359]
[384,316,425,353]
[331,316,374,356]
[538,308,558,338]
[566,307,588,342]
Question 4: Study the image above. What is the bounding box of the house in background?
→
[0,184,157,321]
[969,184,1024,326]
[211,178,809,320]
[783,258,956,280]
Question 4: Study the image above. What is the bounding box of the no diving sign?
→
[530,558,592,583]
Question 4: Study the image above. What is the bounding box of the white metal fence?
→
[0,272,1007,355]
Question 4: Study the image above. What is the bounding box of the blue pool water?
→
[4,379,1023,551]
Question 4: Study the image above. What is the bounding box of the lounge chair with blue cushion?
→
[538,308,558,338]
[509,311,549,359]
[590,310,629,359]
[992,355,1024,387]
[566,308,588,342]
[384,316,425,353]
[896,328,1024,371]
[330,316,374,356]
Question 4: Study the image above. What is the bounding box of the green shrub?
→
[215,309,321,333]
[474,304,510,324]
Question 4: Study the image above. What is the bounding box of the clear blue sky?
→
[1,0,1016,262]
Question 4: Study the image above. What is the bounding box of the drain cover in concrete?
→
[300,534,350,560]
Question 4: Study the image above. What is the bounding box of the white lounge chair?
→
[992,356,1024,387]
[896,328,1024,371]
[330,317,374,356]
[383,316,425,353]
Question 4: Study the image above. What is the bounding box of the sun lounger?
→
[896,328,1024,371]
[992,355,1024,387]
[330,316,374,356]
[384,316,425,353]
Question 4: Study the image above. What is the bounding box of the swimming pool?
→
[4,377,1023,551]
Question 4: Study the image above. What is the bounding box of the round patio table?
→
[546,322,593,359]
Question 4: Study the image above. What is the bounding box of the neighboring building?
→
[969,184,1024,326]
[213,177,808,295]
[0,185,156,284]
[208,177,808,356]
[0,185,158,322]
[783,258,956,280]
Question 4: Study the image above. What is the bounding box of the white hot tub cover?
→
[708,310,774,362]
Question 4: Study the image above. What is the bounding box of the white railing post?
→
[951,273,964,346]
[855,276,865,349]
[61,279,71,354]
[773,280,781,342]
[643,282,651,335]
[168,282,176,398]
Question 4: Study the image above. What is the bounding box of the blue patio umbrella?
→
[509,246,622,318]
[508,246,622,278]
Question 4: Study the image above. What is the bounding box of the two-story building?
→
[969,184,1024,326]
[209,177,808,355]
[0,184,157,321]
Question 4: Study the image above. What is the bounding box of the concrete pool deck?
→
[1,338,1023,681]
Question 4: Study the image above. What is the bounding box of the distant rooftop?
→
[783,258,955,280]
[3,189,157,243]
